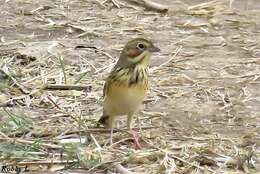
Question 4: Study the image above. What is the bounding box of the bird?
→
[98,38,160,147]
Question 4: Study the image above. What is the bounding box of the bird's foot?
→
[128,129,142,149]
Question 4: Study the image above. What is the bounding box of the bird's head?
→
[116,38,160,68]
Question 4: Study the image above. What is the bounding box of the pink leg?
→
[127,113,142,149]
[128,129,142,149]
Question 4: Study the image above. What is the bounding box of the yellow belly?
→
[104,82,147,116]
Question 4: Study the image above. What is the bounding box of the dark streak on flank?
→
[135,71,139,84]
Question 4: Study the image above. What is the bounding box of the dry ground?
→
[0,0,259,173]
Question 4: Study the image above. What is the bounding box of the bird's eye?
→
[137,43,145,50]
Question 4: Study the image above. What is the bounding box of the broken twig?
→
[43,84,92,91]
[126,0,168,12]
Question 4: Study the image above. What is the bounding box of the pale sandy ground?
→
[0,0,259,173]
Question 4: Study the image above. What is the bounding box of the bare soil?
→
[0,0,259,173]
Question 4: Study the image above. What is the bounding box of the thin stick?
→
[79,55,98,71]
[151,46,182,72]
[0,68,30,94]
[16,160,77,165]
[115,164,136,174]
[90,0,106,8]
[57,55,67,84]
[112,0,121,8]
[46,95,62,110]
[94,62,115,74]
[126,0,168,12]
[0,138,62,149]
[0,86,45,107]
[102,0,120,8]
[141,138,214,172]
[43,84,92,91]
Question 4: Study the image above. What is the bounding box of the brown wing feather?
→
[103,67,127,98]
[103,74,113,98]
[99,78,111,126]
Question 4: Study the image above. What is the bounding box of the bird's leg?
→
[127,112,134,130]
[110,128,114,145]
[136,115,143,134]
[108,116,115,145]
[127,113,141,149]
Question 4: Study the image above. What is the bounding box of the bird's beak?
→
[148,46,160,52]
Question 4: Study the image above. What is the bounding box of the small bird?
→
[99,38,160,147]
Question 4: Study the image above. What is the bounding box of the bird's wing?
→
[103,80,108,98]
[103,67,120,98]
[103,67,126,98]
[103,75,113,98]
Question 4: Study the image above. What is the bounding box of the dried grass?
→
[0,0,259,173]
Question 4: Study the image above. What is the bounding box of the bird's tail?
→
[98,114,109,127]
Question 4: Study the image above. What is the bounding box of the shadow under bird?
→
[98,38,160,148]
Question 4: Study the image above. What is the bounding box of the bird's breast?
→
[108,80,148,100]
[104,66,148,115]
[104,82,148,115]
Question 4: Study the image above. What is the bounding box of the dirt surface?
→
[0,0,259,173]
